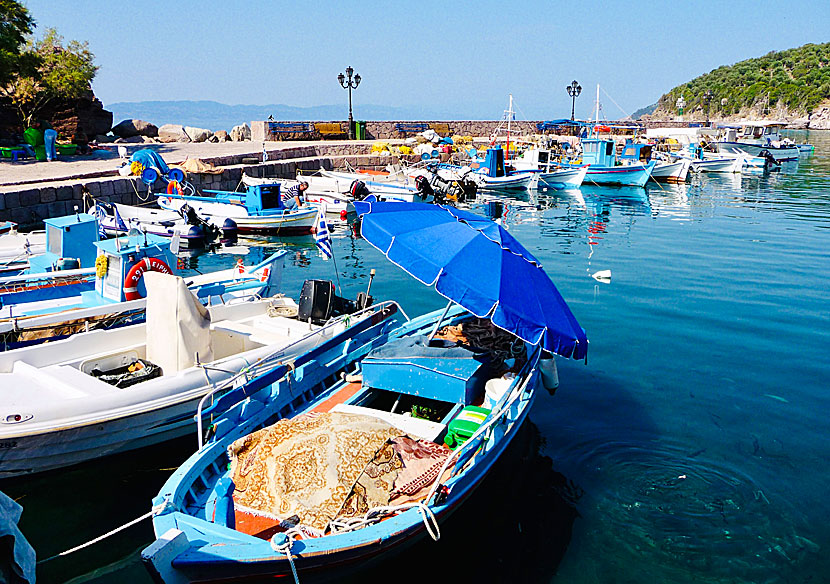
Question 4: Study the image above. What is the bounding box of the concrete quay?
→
[0,140,396,228]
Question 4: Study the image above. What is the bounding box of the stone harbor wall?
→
[0,143,390,227]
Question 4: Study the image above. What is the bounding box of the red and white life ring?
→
[167,180,184,196]
[123,257,173,300]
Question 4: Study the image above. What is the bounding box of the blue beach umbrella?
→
[354,201,588,360]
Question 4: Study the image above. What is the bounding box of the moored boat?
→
[91,201,235,248]
[714,121,799,162]
[566,138,655,187]
[0,271,388,477]
[157,183,318,234]
[142,202,588,582]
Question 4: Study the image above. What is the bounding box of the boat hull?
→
[157,196,318,235]
[143,308,541,583]
[539,166,588,189]
[580,162,654,187]
[715,142,799,162]
[650,159,690,183]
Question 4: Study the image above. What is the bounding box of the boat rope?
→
[328,502,440,542]
[270,528,303,584]
[37,501,167,564]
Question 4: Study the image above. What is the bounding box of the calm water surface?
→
[6,131,829,583]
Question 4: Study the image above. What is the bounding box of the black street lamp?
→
[566,80,582,121]
[338,66,361,140]
[703,90,713,126]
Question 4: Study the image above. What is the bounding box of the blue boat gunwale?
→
[148,305,541,578]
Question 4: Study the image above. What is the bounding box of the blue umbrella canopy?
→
[354,201,588,360]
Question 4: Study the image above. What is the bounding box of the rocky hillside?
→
[644,42,830,127]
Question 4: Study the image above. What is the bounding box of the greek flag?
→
[314,207,332,260]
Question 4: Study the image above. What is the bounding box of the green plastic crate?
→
[56,144,77,155]
[444,405,491,450]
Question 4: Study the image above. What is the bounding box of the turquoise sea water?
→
[5,131,829,583]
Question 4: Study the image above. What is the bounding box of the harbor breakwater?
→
[0,143,398,227]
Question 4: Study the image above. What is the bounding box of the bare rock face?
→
[808,103,830,129]
[230,123,251,141]
[158,124,191,143]
[43,93,113,146]
[184,126,211,143]
[112,119,159,138]
[214,130,229,142]
[94,134,117,143]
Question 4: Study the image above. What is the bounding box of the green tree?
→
[0,0,35,86]
[1,27,98,127]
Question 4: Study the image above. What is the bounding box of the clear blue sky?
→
[22,0,830,119]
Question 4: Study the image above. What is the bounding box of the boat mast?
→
[506,94,513,159]
[595,84,600,124]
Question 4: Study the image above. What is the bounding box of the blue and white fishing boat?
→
[468,146,536,190]
[0,268,388,477]
[0,215,283,351]
[142,202,587,582]
[566,137,655,187]
[618,142,691,183]
[157,182,318,234]
[510,147,589,189]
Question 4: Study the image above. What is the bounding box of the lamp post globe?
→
[338,66,361,139]
[566,80,582,121]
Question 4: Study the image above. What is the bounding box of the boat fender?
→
[123,257,173,300]
[166,180,184,196]
[95,255,108,278]
[540,353,559,393]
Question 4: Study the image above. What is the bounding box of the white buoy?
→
[591,269,612,283]
[540,355,559,391]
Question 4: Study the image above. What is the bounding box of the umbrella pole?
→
[426,299,454,344]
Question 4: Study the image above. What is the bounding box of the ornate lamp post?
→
[338,66,361,140]
[703,90,713,125]
[566,80,582,121]
[676,95,686,120]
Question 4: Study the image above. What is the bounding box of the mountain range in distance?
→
[106,100,519,132]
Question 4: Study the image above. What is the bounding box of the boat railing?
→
[425,344,542,505]
[0,267,95,287]
[194,299,408,447]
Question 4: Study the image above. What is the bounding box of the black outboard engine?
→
[297,279,372,324]
[415,175,435,201]
[759,149,781,171]
[179,203,200,225]
[221,218,238,243]
[349,180,371,201]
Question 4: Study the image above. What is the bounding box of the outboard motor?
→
[221,218,238,243]
[759,149,781,171]
[415,175,435,202]
[297,279,371,325]
[179,203,201,226]
[349,180,371,201]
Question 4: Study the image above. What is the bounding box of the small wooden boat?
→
[567,138,655,187]
[157,183,318,234]
[0,273,390,477]
[143,307,544,582]
[650,158,691,183]
[241,174,354,215]
[142,202,588,582]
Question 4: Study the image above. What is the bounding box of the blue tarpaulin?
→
[354,202,588,360]
[129,149,170,175]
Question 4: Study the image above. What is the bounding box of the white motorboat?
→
[650,158,691,183]
[304,172,429,203]
[91,201,234,248]
[715,121,799,162]
[0,271,385,477]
